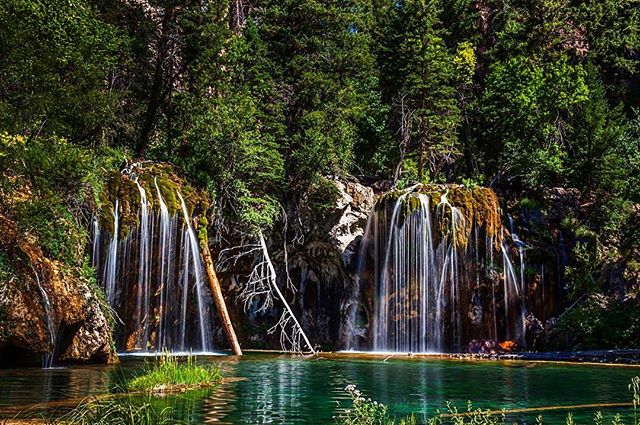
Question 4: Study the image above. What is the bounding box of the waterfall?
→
[31,264,56,368]
[91,217,100,269]
[343,207,376,350]
[501,236,523,342]
[155,178,178,350]
[103,199,119,306]
[135,180,152,348]
[92,179,214,353]
[177,191,211,352]
[354,186,526,353]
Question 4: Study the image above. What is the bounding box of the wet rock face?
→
[0,215,116,367]
[295,178,375,348]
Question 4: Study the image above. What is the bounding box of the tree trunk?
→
[137,7,175,157]
[258,231,315,354]
[417,138,425,182]
[199,238,243,356]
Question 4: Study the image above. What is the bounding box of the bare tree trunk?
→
[258,232,315,354]
[393,91,413,185]
[417,138,425,182]
[199,236,243,355]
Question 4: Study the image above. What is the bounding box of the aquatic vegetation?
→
[53,396,179,425]
[337,378,640,425]
[124,353,222,393]
[336,384,415,425]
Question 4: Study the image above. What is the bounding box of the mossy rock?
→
[372,184,504,249]
[97,162,210,238]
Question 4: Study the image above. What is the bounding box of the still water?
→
[0,353,638,424]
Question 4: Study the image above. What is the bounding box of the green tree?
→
[0,0,127,143]
[168,14,285,230]
[480,55,589,186]
[254,0,386,186]
[377,0,461,183]
[572,0,640,102]
[569,65,627,195]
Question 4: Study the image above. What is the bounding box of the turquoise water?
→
[0,353,638,424]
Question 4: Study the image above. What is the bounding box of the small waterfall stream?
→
[350,186,527,353]
[155,178,178,350]
[135,179,152,348]
[103,199,119,306]
[177,191,211,352]
[91,175,215,353]
[31,264,56,368]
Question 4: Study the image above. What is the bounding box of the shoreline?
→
[310,349,640,367]
[134,348,640,367]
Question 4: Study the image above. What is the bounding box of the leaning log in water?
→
[197,218,243,356]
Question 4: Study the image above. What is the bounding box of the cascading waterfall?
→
[352,185,526,353]
[31,264,56,368]
[501,234,523,342]
[177,191,211,352]
[155,178,178,350]
[509,216,527,342]
[91,175,215,353]
[135,180,152,348]
[103,199,119,306]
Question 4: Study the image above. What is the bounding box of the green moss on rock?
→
[97,162,210,238]
[373,184,504,249]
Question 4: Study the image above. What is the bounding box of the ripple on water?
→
[0,354,639,424]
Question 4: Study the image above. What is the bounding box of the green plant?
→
[548,296,640,350]
[518,197,541,211]
[337,378,640,425]
[446,401,505,425]
[336,384,412,425]
[54,396,180,425]
[124,352,222,393]
[304,176,340,216]
[566,412,575,425]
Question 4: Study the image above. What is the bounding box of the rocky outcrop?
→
[328,178,376,261]
[290,177,376,349]
[213,176,376,351]
[542,187,581,223]
[0,215,116,367]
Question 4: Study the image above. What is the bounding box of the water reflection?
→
[0,355,639,424]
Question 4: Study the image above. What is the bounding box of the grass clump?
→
[125,353,222,393]
[54,396,179,425]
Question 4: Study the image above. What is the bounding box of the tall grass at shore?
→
[53,396,178,425]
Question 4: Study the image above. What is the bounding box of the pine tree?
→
[376,0,461,182]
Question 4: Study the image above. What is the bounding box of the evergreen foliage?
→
[0,0,638,348]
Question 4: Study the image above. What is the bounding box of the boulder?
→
[0,215,116,367]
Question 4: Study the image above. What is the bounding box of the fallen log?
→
[197,218,243,356]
